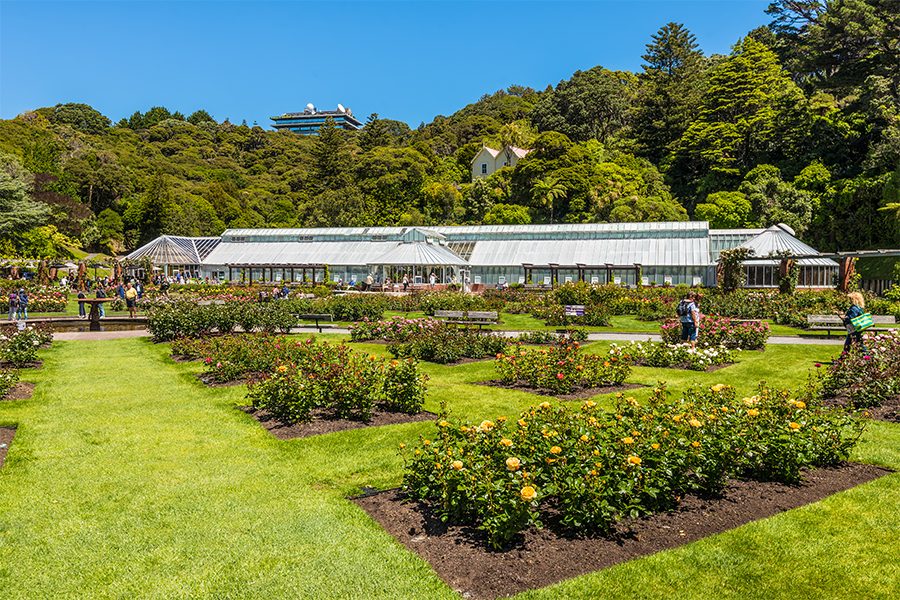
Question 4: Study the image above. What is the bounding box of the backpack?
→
[676,299,692,317]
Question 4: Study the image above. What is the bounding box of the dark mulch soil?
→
[242,406,437,440]
[824,394,900,424]
[355,462,889,600]
[196,372,253,388]
[0,360,42,369]
[2,382,35,401]
[170,355,198,363]
[480,380,645,401]
[0,427,16,468]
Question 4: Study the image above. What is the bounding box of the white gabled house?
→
[471,145,531,179]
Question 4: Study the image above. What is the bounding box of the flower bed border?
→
[479,380,645,401]
[2,382,35,401]
[354,462,889,600]
[242,406,437,440]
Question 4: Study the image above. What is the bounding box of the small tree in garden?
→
[777,252,798,295]
[718,247,753,292]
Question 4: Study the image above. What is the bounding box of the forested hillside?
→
[1,0,897,258]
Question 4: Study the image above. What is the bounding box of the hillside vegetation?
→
[0,0,897,258]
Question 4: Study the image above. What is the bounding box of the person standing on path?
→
[77,290,87,318]
[95,285,107,318]
[677,292,700,348]
[124,283,138,319]
[7,291,18,321]
[16,289,28,320]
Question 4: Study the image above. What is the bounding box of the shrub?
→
[389,327,509,364]
[815,330,900,408]
[0,369,19,397]
[245,342,427,424]
[660,316,770,350]
[495,342,630,394]
[402,384,863,548]
[609,341,735,371]
[349,317,442,342]
[0,324,52,366]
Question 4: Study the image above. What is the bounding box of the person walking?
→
[95,285,107,318]
[676,292,700,348]
[402,274,409,292]
[17,289,28,320]
[7,290,18,321]
[841,292,869,353]
[124,283,138,318]
[77,289,87,318]
[429,271,437,289]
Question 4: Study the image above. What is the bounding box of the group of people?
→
[676,290,871,353]
[6,289,29,321]
[76,282,141,319]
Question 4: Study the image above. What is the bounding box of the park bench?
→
[434,310,499,329]
[293,313,335,333]
[806,314,895,337]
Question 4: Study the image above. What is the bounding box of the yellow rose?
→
[518,419,527,427]
[539,402,551,409]
[506,457,521,471]
[794,401,806,409]
[479,420,495,432]
[398,443,406,449]
[691,441,701,448]
[622,436,635,445]
[672,415,682,423]
[550,446,562,454]
[651,443,660,450]
[423,439,431,445]
[500,438,513,447]
[579,434,589,442]
[747,409,760,417]
[689,418,702,428]
[276,365,288,373]
[627,455,642,466]
[582,400,596,409]
[711,384,726,393]
[438,420,450,428]
[520,486,537,502]
[789,422,801,430]
[451,460,463,470]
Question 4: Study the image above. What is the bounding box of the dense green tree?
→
[187,110,216,125]
[669,37,811,207]
[531,176,567,223]
[95,208,125,253]
[0,153,51,240]
[483,203,531,225]
[531,67,636,142]
[311,118,354,193]
[738,165,817,234]
[632,23,707,162]
[43,103,111,134]
[695,191,752,228]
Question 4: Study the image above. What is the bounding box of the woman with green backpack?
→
[841,292,870,353]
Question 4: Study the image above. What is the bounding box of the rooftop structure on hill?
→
[271,103,362,135]
[471,145,532,179]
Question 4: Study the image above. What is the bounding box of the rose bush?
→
[389,327,509,364]
[402,384,863,548]
[0,368,18,397]
[495,342,630,394]
[0,323,53,366]
[815,330,900,408]
[609,341,735,371]
[660,316,770,350]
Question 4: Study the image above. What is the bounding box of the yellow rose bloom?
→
[506,457,521,471]
[520,486,537,502]
[691,441,701,448]
[500,438,513,447]
[276,365,288,373]
[451,460,463,470]
[711,384,726,393]
[580,434,589,442]
[423,439,431,445]
[479,420,495,432]
[747,409,760,417]
[689,418,702,428]
[438,420,450,428]
[651,443,660,450]
[622,436,634,445]
[518,419,527,427]
[789,422,801,430]
[550,446,562,454]
[794,401,806,409]
[539,402,551,409]
[628,455,642,466]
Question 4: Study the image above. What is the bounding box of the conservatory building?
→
[127,222,838,289]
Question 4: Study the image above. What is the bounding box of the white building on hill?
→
[471,145,531,179]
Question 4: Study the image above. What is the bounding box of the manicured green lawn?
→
[0,335,897,597]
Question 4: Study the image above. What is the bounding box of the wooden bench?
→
[806,314,895,337]
[434,310,499,329]
[293,313,335,333]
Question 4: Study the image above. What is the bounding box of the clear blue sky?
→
[1,0,771,128]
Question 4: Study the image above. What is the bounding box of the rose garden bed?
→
[480,380,645,401]
[355,462,888,600]
[2,381,35,401]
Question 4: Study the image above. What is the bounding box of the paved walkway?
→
[50,326,845,345]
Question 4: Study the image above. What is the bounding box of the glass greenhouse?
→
[127,222,839,288]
